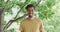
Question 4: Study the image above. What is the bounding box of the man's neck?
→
[28,16,35,20]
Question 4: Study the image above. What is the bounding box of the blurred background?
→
[0,0,60,32]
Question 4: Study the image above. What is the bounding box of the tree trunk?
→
[0,7,4,32]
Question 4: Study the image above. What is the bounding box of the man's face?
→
[27,7,34,17]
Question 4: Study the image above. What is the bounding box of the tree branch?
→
[3,0,30,30]
[3,14,27,30]
[35,0,41,6]
[4,0,9,8]
[0,7,4,14]
[3,0,40,30]
[14,0,30,19]
[0,0,9,14]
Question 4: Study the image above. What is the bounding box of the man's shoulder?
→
[35,17,41,21]
[35,17,42,23]
[20,18,28,24]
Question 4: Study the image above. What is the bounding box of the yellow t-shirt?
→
[19,17,43,32]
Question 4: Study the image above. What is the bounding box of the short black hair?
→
[25,4,35,9]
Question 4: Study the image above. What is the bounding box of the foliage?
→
[1,0,60,32]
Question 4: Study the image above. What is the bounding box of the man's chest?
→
[23,21,40,30]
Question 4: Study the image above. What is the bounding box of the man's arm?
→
[39,20,44,32]
[39,23,44,32]
[19,23,24,32]
[21,31,24,32]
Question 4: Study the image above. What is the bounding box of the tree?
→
[1,0,60,32]
[0,7,4,32]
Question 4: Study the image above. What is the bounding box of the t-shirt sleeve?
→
[39,19,44,32]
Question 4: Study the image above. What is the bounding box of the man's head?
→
[26,4,35,18]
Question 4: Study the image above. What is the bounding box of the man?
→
[19,4,44,32]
